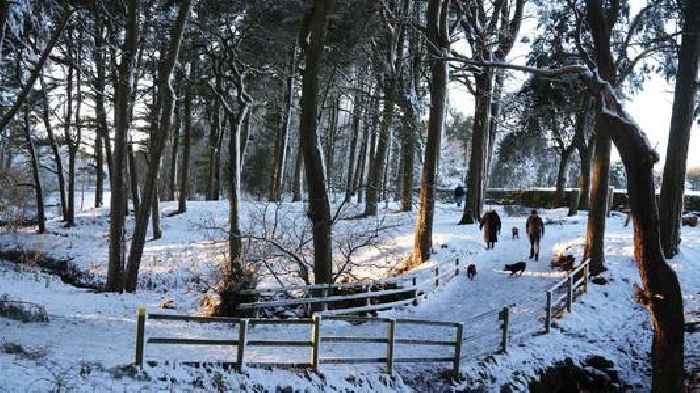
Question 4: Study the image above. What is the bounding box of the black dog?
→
[466,264,477,280]
[504,262,526,276]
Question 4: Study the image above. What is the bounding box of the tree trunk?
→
[292,145,304,202]
[92,7,108,208]
[125,0,191,292]
[584,115,611,275]
[39,74,68,220]
[107,0,139,292]
[271,41,297,202]
[412,0,449,264]
[599,94,685,393]
[484,68,504,192]
[167,106,180,201]
[364,81,393,216]
[151,182,161,239]
[299,0,334,284]
[69,32,82,222]
[63,37,75,226]
[127,141,140,213]
[575,96,595,210]
[399,111,416,211]
[659,0,700,258]
[177,55,195,214]
[227,107,248,265]
[353,98,369,203]
[324,97,339,195]
[206,88,221,200]
[0,0,8,64]
[23,105,45,234]
[554,147,573,208]
[461,70,493,224]
[344,87,361,203]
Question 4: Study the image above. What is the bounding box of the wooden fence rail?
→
[135,312,464,376]
[238,258,463,316]
[543,259,590,333]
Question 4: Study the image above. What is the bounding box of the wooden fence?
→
[134,311,464,375]
[133,260,592,374]
[238,258,462,316]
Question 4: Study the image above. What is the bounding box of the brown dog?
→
[512,226,519,239]
[467,264,477,280]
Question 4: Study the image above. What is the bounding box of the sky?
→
[447,1,700,171]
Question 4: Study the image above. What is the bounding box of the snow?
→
[0,198,698,391]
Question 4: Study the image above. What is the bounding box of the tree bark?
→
[461,70,492,224]
[324,97,339,195]
[127,141,140,213]
[554,147,573,207]
[68,31,83,224]
[207,83,221,200]
[575,95,595,210]
[399,111,416,211]
[226,106,248,265]
[92,7,108,208]
[299,0,334,284]
[107,0,139,292]
[292,144,304,202]
[177,55,195,214]
[39,74,68,220]
[151,182,161,239]
[353,96,370,203]
[63,33,75,226]
[125,0,191,292]
[167,104,180,201]
[659,0,700,258]
[22,103,45,234]
[0,0,8,64]
[413,0,449,264]
[344,87,361,203]
[272,41,298,201]
[364,81,393,216]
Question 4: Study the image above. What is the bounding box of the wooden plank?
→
[238,288,416,310]
[238,319,248,371]
[545,291,552,334]
[320,357,388,364]
[394,357,454,363]
[566,275,573,313]
[246,340,313,347]
[247,361,312,369]
[249,318,314,325]
[317,298,415,316]
[239,277,412,295]
[453,323,463,376]
[311,315,321,371]
[147,338,238,346]
[135,308,146,367]
[387,319,396,374]
[394,318,461,328]
[394,338,456,346]
[321,316,394,323]
[148,314,242,324]
[321,336,388,344]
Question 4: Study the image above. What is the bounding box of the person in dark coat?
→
[525,209,545,261]
[454,185,465,207]
[479,209,501,249]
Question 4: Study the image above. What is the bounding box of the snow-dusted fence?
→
[134,311,464,375]
[544,260,590,334]
[238,258,463,316]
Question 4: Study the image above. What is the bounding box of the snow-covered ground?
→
[0,198,698,392]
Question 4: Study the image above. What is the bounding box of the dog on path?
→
[512,226,519,239]
[504,262,526,276]
[466,264,477,280]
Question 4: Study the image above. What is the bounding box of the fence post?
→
[412,276,418,306]
[453,323,463,376]
[311,315,321,371]
[365,285,372,307]
[321,288,329,312]
[435,265,440,288]
[237,319,248,371]
[545,291,552,334]
[386,319,396,374]
[566,274,573,313]
[499,307,510,353]
[135,307,146,367]
[454,258,459,277]
[583,262,589,294]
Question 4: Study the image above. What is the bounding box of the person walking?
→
[454,185,465,207]
[479,209,501,249]
[525,209,545,261]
